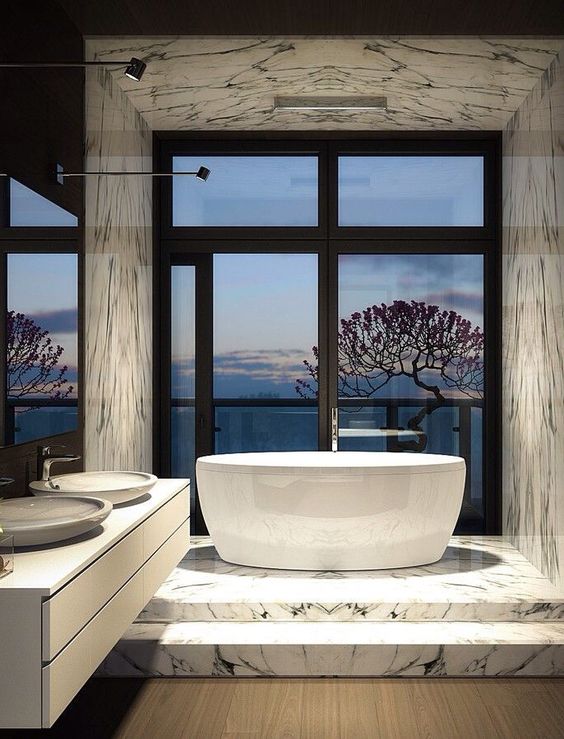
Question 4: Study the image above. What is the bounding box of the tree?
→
[7,310,73,406]
[296,300,483,451]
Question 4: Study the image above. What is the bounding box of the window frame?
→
[329,138,497,240]
[155,132,501,534]
[159,139,328,240]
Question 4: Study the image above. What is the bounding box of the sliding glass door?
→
[170,252,319,531]
[213,253,318,455]
[334,253,485,527]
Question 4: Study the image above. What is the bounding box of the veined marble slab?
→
[86,37,564,131]
[137,536,564,624]
[502,53,564,589]
[98,621,564,677]
[84,67,153,472]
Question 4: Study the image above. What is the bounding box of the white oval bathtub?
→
[196,451,465,571]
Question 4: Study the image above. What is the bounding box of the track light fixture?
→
[195,166,211,182]
[0,57,147,81]
[124,58,147,82]
[55,164,211,185]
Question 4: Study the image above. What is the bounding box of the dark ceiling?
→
[56,0,564,36]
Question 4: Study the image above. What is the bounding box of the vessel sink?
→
[30,471,157,505]
[0,496,112,546]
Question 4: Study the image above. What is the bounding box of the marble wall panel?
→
[84,65,153,471]
[502,54,564,587]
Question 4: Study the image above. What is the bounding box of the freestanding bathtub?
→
[196,451,465,571]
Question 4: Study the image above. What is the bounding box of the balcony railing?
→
[5,397,78,445]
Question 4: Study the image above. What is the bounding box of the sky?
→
[170,155,484,399]
[8,253,78,395]
[170,252,483,399]
[10,179,78,227]
[172,155,483,228]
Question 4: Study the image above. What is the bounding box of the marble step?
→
[137,536,564,623]
[98,621,564,678]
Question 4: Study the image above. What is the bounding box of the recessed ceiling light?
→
[273,96,388,112]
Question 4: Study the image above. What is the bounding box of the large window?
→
[159,138,498,534]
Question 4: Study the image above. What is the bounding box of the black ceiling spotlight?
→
[124,57,147,82]
[0,57,147,81]
[196,166,211,182]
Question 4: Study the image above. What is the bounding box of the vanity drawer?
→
[143,489,188,559]
[42,524,144,661]
[41,518,189,728]
[42,488,188,661]
[42,569,145,727]
[143,519,189,602]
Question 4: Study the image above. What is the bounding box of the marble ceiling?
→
[86,37,564,130]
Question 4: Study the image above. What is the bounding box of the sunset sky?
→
[171,252,483,399]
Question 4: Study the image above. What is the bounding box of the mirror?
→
[2,179,79,447]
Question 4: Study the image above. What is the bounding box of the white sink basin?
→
[0,496,112,546]
[29,471,157,505]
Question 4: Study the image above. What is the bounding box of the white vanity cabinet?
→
[0,479,189,728]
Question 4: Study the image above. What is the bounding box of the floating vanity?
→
[0,478,189,729]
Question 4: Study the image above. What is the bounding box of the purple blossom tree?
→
[7,310,72,407]
[296,300,484,452]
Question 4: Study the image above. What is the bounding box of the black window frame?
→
[155,132,501,534]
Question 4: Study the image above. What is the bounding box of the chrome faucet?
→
[331,407,339,452]
[38,445,81,482]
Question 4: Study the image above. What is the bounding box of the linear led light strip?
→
[274,95,388,111]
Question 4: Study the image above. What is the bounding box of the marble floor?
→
[99,536,564,678]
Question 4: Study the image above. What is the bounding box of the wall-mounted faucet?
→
[37,445,81,482]
[331,407,339,452]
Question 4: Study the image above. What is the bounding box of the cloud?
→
[214,349,311,384]
[26,308,77,334]
[426,290,483,316]
[171,349,313,391]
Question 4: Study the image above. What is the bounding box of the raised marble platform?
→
[137,536,564,623]
[100,620,564,677]
[98,536,564,678]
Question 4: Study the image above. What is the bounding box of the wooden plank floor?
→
[2,678,564,738]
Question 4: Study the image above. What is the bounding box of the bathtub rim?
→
[196,451,466,476]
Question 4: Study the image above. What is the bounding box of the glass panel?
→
[7,253,78,444]
[338,156,484,226]
[331,253,484,523]
[10,179,78,227]
[170,266,196,520]
[214,253,318,452]
[172,156,318,226]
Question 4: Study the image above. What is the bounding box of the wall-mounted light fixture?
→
[273,95,388,112]
[55,164,210,185]
[0,57,147,82]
